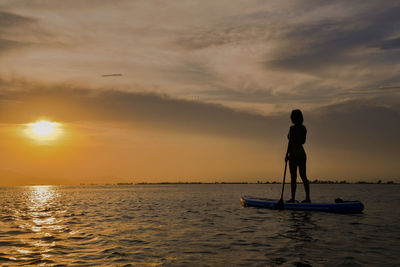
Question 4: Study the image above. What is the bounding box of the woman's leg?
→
[289,160,297,201]
[299,160,310,202]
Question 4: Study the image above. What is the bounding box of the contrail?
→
[101,74,123,77]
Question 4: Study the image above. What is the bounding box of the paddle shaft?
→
[279,160,288,200]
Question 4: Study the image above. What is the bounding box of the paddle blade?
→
[275,198,285,210]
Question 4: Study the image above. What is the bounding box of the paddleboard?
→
[240,195,364,213]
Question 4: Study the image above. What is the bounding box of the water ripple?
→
[0,184,399,265]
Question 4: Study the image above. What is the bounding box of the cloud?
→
[1,78,399,154]
[0,8,63,57]
[264,3,400,74]
[310,99,400,152]
[0,10,36,53]
[171,1,400,79]
[0,10,34,26]
[158,1,400,111]
[380,37,400,50]
[0,79,287,141]
[191,87,275,103]
[175,23,274,50]
[1,1,399,122]
[0,38,25,53]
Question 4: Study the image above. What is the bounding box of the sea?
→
[0,184,399,266]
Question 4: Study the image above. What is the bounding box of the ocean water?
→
[0,184,399,266]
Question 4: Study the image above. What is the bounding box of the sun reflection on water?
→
[22,186,62,263]
[28,185,58,208]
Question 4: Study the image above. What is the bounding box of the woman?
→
[285,109,311,203]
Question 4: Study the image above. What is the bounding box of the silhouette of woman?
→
[285,109,311,203]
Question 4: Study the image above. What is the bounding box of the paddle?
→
[276,159,288,210]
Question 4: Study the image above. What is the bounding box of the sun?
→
[25,120,63,143]
[31,121,56,136]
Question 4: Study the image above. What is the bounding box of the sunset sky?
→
[0,0,399,185]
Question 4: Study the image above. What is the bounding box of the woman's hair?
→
[291,109,304,125]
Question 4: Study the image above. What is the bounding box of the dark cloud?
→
[380,37,400,50]
[265,3,400,74]
[0,81,287,141]
[309,99,400,154]
[0,10,36,53]
[0,38,25,52]
[0,10,34,26]
[173,1,400,79]
[1,79,399,157]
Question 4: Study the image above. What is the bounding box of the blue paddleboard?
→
[240,196,364,213]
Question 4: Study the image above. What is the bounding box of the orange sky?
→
[0,1,399,185]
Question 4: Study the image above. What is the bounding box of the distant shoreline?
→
[2,180,398,187]
[112,180,398,185]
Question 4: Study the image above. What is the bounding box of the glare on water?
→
[1,186,67,264]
